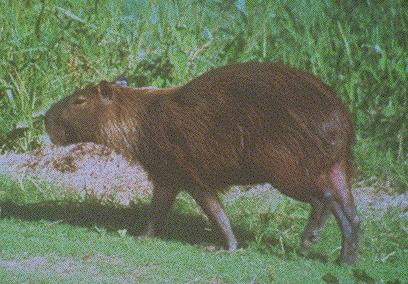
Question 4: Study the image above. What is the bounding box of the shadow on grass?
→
[0,201,251,248]
[0,201,327,262]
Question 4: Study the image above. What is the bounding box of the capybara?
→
[45,62,359,264]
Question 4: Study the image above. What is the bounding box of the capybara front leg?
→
[145,186,179,237]
[190,189,238,251]
[301,197,331,253]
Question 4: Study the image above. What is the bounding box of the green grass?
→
[0,176,407,283]
[354,138,408,192]
[0,0,406,189]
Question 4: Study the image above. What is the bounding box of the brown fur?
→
[45,62,359,264]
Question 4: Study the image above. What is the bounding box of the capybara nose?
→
[44,111,51,132]
[44,107,57,136]
[44,105,66,145]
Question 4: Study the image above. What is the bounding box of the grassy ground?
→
[0,0,406,189]
[0,176,407,283]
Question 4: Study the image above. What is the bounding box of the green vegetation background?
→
[0,0,406,189]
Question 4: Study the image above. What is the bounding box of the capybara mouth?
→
[46,124,67,145]
[46,125,81,146]
[45,113,69,146]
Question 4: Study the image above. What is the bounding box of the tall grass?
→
[0,0,406,189]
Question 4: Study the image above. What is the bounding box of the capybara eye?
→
[73,96,86,105]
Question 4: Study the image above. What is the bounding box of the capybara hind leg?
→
[301,197,331,253]
[330,162,360,232]
[329,199,359,264]
[145,186,179,237]
[329,162,360,264]
[190,189,238,251]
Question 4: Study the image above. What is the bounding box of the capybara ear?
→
[115,75,128,87]
[98,80,113,100]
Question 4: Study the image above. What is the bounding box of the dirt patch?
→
[0,142,406,219]
[353,186,408,219]
[226,184,408,220]
[0,143,153,205]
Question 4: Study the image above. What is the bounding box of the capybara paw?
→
[299,245,311,257]
[301,232,320,250]
[226,241,238,252]
[336,253,358,265]
[136,235,151,241]
[143,223,161,238]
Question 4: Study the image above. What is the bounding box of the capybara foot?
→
[144,221,163,238]
[301,231,320,248]
[336,253,358,265]
[226,240,238,252]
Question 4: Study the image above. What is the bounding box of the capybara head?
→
[45,81,116,146]
[45,77,174,159]
[45,62,359,264]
